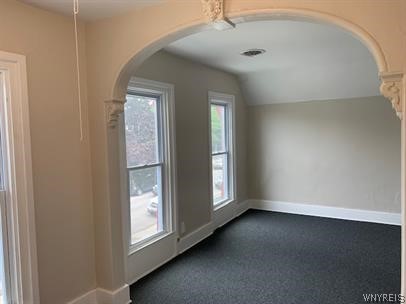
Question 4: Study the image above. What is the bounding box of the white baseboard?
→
[68,284,131,304]
[67,289,97,304]
[177,221,213,254]
[69,198,399,304]
[250,199,401,225]
[127,253,177,286]
[177,199,250,254]
[97,285,131,304]
[235,199,250,217]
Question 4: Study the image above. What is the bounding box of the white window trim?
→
[119,77,177,256]
[0,51,39,303]
[208,91,237,211]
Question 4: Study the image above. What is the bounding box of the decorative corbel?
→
[201,0,223,22]
[201,0,235,30]
[105,99,126,128]
[380,72,404,120]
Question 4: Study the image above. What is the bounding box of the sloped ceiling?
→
[165,20,380,105]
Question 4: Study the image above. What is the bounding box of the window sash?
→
[121,77,176,263]
[212,153,230,206]
[125,92,164,168]
[127,162,163,170]
[210,98,233,207]
[212,151,228,157]
[210,102,229,154]
[124,91,167,248]
[126,163,166,247]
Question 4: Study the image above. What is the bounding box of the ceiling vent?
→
[240,49,266,57]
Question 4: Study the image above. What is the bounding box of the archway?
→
[111,8,391,103]
[100,4,405,300]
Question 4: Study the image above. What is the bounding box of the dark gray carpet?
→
[130,210,400,304]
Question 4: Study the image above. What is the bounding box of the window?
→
[0,74,9,304]
[209,92,235,207]
[122,78,175,250]
[0,52,39,304]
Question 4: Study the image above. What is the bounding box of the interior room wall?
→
[0,1,96,303]
[248,96,401,213]
[134,50,248,236]
[84,0,405,297]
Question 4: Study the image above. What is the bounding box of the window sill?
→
[128,231,174,256]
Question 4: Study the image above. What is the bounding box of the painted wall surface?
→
[248,96,401,213]
[0,1,95,303]
[85,0,405,293]
[135,51,248,235]
[0,0,400,302]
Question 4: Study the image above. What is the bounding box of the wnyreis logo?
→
[363,294,405,303]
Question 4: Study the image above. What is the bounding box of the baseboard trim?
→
[67,288,97,304]
[235,199,250,217]
[69,198,399,304]
[68,284,131,304]
[250,199,401,225]
[177,199,250,254]
[97,284,131,304]
[127,253,177,286]
[177,221,213,254]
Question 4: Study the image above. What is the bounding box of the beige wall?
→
[248,96,401,213]
[0,0,402,302]
[0,1,95,303]
[85,0,405,294]
[135,50,247,235]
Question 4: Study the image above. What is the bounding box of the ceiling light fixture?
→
[240,49,266,57]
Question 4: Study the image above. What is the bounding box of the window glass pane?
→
[124,94,159,167]
[129,166,163,245]
[0,193,7,304]
[212,154,228,204]
[211,104,226,153]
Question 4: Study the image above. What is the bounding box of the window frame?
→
[0,51,39,304]
[208,91,236,210]
[120,77,177,255]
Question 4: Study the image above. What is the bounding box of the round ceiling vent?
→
[240,49,266,57]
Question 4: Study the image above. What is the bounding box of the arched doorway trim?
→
[108,5,402,127]
[101,2,405,299]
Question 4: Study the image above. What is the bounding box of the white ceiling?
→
[165,20,381,105]
[20,0,164,21]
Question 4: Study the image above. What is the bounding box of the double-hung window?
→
[209,91,235,207]
[122,78,175,251]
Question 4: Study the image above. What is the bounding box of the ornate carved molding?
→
[380,72,404,120]
[105,99,126,128]
[201,0,234,30]
[201,0,223,22]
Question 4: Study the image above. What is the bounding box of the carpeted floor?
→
[130,210,400,304]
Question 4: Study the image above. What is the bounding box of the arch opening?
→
[112,8,390,105]
[114,7,402,298]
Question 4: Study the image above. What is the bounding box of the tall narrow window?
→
[209,92,235,207]
[123,78,175,250]
[0,74,9,304]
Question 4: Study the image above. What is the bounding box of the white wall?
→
[248,96,401,213]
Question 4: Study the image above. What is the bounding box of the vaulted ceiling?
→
[165,20,381,105]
